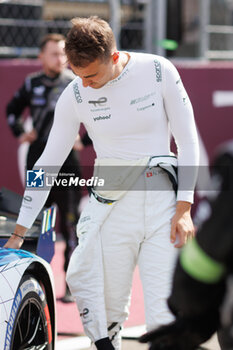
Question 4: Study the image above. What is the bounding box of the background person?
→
[6,33,82,303]
[5,16,199,349]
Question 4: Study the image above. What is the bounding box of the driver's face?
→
[70,57,115,89]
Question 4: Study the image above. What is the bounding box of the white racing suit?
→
[66,156,179,349]
[16,52,199,349]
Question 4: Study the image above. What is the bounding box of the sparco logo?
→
[88,97,107,107]
[154,59,162,82]
[73,83,82,103]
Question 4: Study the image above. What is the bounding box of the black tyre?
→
[5,275,53,350]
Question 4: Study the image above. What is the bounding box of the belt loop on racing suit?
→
[149,155,178,194]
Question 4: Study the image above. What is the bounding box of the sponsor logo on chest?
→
[130,92,156,112]
[93,114,111,122]
[88,97,110,112]
[154,59,162,82]
[73,82,83,103]
[88,97,107,107]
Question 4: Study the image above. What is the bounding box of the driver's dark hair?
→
[65,16,116,67]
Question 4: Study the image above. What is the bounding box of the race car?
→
[0,187,56,350]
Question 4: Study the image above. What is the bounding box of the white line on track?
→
[56,325,146,350]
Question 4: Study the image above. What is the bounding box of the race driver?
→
[5,16,199,350]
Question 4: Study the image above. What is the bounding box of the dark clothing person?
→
[7,70,73,141]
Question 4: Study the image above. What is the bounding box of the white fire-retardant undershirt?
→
[17,52,199,228]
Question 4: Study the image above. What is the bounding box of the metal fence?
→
[207,0,233,59]
[0,0,233,59]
